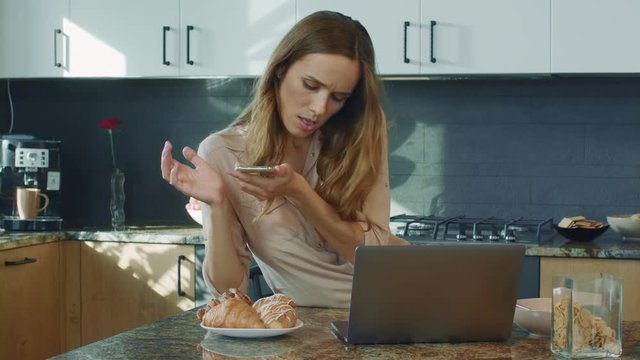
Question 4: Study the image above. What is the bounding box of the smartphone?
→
[234,164,275,174]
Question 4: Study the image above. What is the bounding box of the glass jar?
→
[551,274,623,358]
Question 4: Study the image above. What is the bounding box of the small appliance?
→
[0,134,62,230]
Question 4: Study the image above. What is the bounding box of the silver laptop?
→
[331,244,525,345]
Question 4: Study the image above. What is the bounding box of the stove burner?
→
[390,214,554,245]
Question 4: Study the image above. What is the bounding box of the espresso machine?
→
[0,134,62,230]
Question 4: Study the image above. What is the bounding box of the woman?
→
[161,11,407,308]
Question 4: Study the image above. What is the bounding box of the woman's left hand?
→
[226,163,297,201]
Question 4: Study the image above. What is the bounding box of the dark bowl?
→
[555,225,609,242]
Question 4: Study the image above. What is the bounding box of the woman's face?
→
[277,53,360,140]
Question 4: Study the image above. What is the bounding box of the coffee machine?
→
[0,134,62,230]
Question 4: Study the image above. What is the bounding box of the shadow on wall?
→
[383,77,640,221]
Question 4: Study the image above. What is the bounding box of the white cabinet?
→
[551,0,640,73]
[0,0,69,78]
[181,0,296,76]
[420,0,550,74]
[297,0,549,76]
[67,0,179,77]
[66,0,295,77]
[296,0,421,75]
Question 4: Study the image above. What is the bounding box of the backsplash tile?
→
[0,76,638,228]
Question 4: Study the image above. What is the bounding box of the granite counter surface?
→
[0,226,205,251]
[52,306,640,359]
[1,227,640,259]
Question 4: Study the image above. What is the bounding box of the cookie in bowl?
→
[555,216,608,242]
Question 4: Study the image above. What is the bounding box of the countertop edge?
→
[2,228,640,259]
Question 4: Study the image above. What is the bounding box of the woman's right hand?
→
[161,140,225,205]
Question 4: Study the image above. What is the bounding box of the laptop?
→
[331,244,525,345]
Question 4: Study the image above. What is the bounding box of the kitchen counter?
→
[0,226,204,251]
[1,227,640,259]
[52,306,640,359]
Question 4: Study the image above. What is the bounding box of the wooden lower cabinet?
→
[540,257,640,321]
[80,241,196,345]
[0,242,63,360]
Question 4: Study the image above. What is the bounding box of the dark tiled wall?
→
[384,78,640,222]
[0,77,638,228]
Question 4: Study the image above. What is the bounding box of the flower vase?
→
[110,168,126,231]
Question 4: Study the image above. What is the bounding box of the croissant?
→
[253,295,298,328]
[219,288,253,305]
[196,298,221,321]
[202,298,265,329]
[254,293,296,308]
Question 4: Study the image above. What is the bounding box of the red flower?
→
[98,117,122,169]
[98,117,121,130]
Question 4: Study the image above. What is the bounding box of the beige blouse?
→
[198,125,394,308]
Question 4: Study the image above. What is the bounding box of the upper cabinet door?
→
[0,0,69,78]
[296,0,421,75]
[552,0,640,73]
[180,0,296,77]
[66,0,179,77]
[421,0,550,74]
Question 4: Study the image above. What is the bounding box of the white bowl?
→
[607,214,640,241]
[186,205,203,225]
[513,298,551,337]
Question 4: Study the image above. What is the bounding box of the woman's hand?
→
[226,163,298,201]
[161,141,225,205]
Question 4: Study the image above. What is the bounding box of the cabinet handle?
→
[54,29,63,68]
[186,25,194,65]
[177,255,186,296]
[5,257,37,266]
[403,21,410,63]
[162,26,171,66]
[430,20,437,63]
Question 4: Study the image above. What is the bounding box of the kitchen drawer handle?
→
[430,20,437,63]
[162,26,171,66]
[186,25,194,65]
[177,255,186,296]
[5,257,37,266]
[54,29,62,68]
[403,21,410,63]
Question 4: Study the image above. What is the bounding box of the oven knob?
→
[472,233,484,241]
[504,229,516,242]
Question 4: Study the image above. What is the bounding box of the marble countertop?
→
[51,306,640,359]
[1,226,640,259]
[0,226,205,251]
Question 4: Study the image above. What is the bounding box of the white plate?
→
[200,320,303,338]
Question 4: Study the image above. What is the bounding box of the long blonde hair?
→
[234,11,385,222]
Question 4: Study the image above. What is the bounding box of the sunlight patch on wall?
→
[245,0,295,74]
[63,18,126,77]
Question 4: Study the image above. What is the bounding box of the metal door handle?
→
[54,29,63,67]
[177,255,186,296]
[186,25,194,65]
[162,26,171,65]
[403,21,410,63]
[430,20,437,63]
[5,257,37,266]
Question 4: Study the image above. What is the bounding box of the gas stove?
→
[390,214,555,245]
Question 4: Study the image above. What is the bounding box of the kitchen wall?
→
[0,76,639,228]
